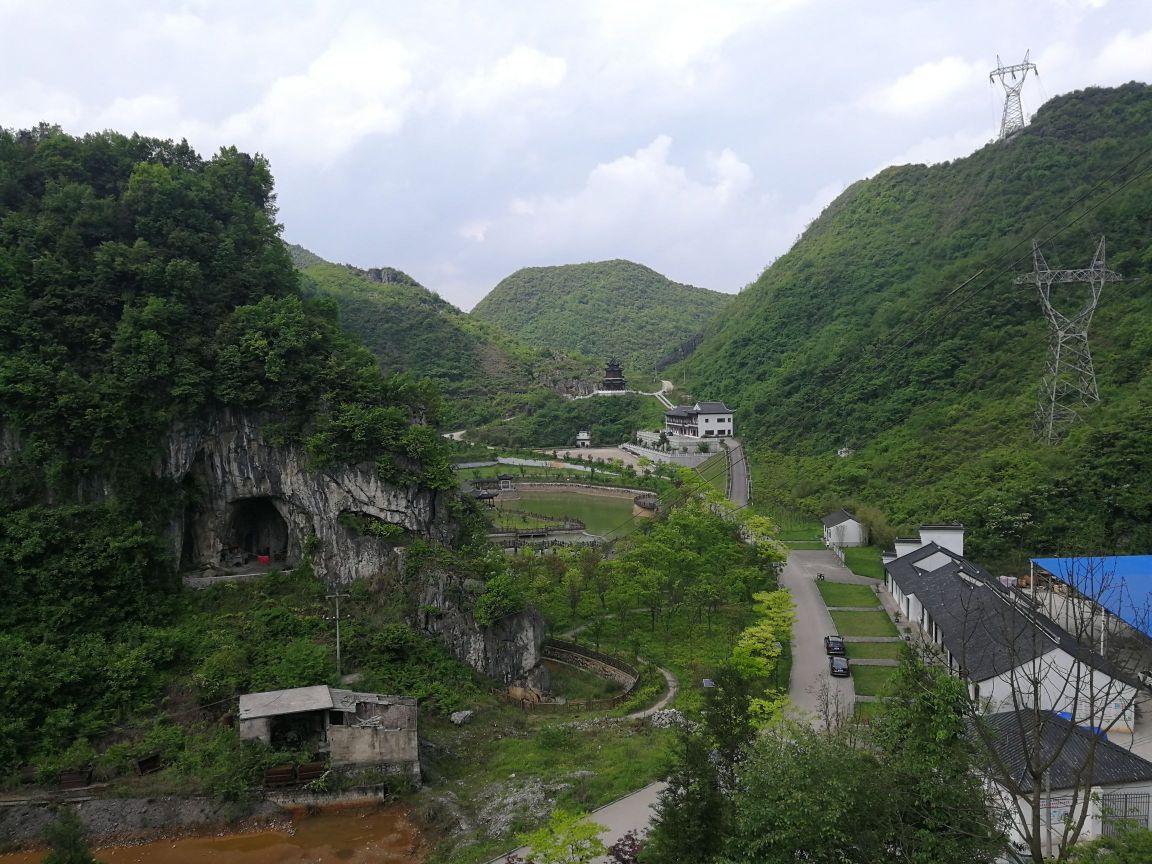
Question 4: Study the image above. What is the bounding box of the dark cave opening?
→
[225,497,291,562]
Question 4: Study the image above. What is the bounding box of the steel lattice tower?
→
[1015,237,1122,443]
[990,51,1038,140]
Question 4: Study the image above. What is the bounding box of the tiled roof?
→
[695,401,733,413]
[981,710,1152,792]
[822,509,858,528]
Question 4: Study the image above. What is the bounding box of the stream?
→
[0,804,426,864]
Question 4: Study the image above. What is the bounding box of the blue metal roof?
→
[1030,556,1152,637]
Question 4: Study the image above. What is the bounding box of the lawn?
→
[853,700,885,721]
[695,450,729,495]
[544,659,624,701]
[850,665,898,697]
[586,604,760,715]
[842,546,885,579]
[829,610,899,637]
[816,582,880,608]
[844,641,907,661]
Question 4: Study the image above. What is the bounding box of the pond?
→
[0,804,425,864]
[496,487,646,539]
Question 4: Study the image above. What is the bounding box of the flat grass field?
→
[845,641,907,661]
[850,664,898,697]
[829,610,899,637]
[842,546,885,579]
[816,581,880,608]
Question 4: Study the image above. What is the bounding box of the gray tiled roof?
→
[822,509,858,528]
[695,401,733,413]
[980,710,1152,792]
[887,545,1127,685]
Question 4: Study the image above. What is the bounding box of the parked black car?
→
[829,656,850,677]
[824,634,846,655]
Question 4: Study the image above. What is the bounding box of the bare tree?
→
[950,559,1149,861]
[889,550,1152,862]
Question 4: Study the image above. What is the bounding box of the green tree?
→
[640,731,727,864]
[41,807,96,864]
[871,648,1006,863]
[1065,829,1152,863]
[722,722,887,864]
[512,808,608,864]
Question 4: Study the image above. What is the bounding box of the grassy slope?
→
[471,259,734,375]
[673,83,1152,564]
[297,260,598,428]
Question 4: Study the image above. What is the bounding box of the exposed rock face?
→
[160,408,545,686]
[162,409,452,585]
[416,566,549,689]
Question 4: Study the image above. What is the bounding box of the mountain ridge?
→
[672,82,1152,562]
[471,258,734,376]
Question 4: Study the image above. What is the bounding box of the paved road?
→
[726,441,750,507]
[780,550,861,726]
[489,781,668,863]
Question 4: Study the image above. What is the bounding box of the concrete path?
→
[780,550,858,725]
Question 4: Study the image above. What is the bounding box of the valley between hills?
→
[3,81,1152,864]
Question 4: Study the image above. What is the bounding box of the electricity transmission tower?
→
[990,51,1038,140]
[1015,237,1122,443]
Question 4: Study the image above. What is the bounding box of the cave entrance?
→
[225,497,290,564]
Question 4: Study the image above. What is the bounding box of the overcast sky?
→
[3,1,1151,309]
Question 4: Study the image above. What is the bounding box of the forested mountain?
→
[471,259,734,376]
[673,83,1152,564]
[291,250,599,428]
[0,126,455,773]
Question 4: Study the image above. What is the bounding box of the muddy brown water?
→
[0,804,426,864]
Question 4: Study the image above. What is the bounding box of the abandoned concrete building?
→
[238,685,420,778]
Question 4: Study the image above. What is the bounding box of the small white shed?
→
[821,510,868,548]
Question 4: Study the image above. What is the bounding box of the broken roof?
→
[239,685,334,720]
[239,686,414,720]
[981,710,1152,792]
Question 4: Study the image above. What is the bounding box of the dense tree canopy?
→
[472,259,733,376]
[0,126,455,774]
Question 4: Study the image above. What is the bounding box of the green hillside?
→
[673,83,1152,565]
[294,256,598,428]
[471,259,734,376]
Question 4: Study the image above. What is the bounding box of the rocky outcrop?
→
[160,408,545,687]
[416,567,549,689]
[162,409,453,585]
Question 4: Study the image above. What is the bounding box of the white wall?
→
[919,527,964,556]
[824,519,867,548]
[977,649,1136,732]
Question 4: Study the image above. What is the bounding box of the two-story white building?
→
[662,401,734,439]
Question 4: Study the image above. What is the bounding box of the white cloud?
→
[869,56,986,115]
[1093,28,1152,83]
[454,46,567,114]
[218,24,416,163]
[460,219,491,242]
[0,80,84,130]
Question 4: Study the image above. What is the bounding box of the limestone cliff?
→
[161,408,545,686]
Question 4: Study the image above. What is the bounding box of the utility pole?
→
[327,591,350,678]
[1015,237,1122,443]
[990,51,1038,140]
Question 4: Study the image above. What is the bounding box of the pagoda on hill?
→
[601,358,626,392]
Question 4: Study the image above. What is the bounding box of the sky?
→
[2,1,1151,310]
